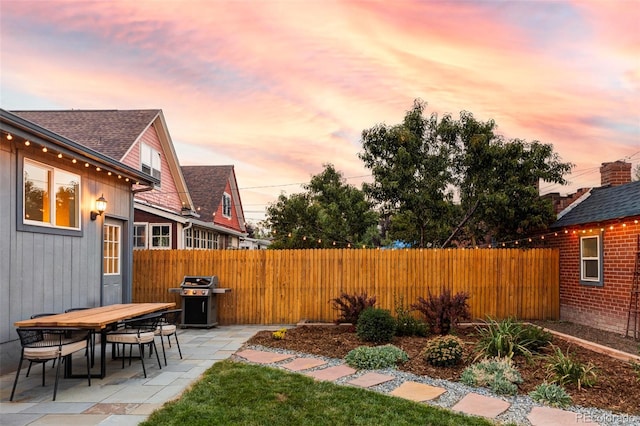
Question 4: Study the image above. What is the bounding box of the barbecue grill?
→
[175,275,231,328]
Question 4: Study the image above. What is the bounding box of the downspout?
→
[182,221,193,249]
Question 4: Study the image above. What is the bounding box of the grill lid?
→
[180,276,218,288]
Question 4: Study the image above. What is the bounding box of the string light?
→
[42,147,47,153]
[24,140,30,146]
[57,153,63,158]
[6,133,13,140]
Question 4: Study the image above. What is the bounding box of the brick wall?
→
[542,218,640,334]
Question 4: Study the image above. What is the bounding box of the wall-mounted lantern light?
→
[90,194,107,221]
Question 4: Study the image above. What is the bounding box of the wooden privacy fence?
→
[133,248,559,325]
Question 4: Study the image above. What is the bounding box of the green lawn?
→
[141,360,495,426]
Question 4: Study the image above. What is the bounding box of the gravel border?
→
[235,344,640,426]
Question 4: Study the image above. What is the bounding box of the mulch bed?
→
[246,324,640,415]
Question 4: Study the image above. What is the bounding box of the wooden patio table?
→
[15,302,175,379]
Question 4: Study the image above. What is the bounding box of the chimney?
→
[600,161,632,187]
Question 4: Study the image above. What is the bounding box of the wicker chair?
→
[106,313,162,378]
[155,309,183,366]
[11,328,91,401]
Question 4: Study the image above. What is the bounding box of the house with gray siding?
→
[0,110,157,374]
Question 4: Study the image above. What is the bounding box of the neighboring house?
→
[542,161,640,335]
[181,165,247,249]
[0,109,157,374]
[239,237,271,250]
[10,110,242,251]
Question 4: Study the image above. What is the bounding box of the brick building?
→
[542,161,640,335]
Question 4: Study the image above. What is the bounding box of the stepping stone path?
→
[452,392,510,418]
[390,381,446,402]
[234,349,594,426]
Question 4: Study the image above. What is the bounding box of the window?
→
[23,158,80,230]
[133,223,147,249]
[103,223,121,274]
[580,233,603,286]
[141,143,161,183]
[222,193,232,218]
[185,228,218,249]
[150,224,171,249]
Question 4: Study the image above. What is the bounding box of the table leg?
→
[100,328,107,379]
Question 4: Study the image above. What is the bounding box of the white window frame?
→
[141,143,161,185]
[103,223,121,275]
[150,223,171,249]
[133,223,148,249]
[580,233,603,286]
[23,158,81,230]
[222,192,232,218]
[185,228,218,249]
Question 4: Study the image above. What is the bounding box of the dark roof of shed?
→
[181,165,233,221]
[551,180,640,228]
[12,110,160,161]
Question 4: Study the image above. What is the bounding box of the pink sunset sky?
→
[1,0,638,223]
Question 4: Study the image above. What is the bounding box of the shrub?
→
[460,357,522,396]
[633,361,640,382]
[330,292,377,325]
[422,335,464,367]
[344,345,409,370]
[545,346,597,391]
[474,317,552,361]
[393,296,429,337]
[356,307,396,344]
[529,382,573,408]
[412,287,470,335]
[272,328,287,340]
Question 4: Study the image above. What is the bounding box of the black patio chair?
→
[154,309,183,366]
[11,327,91,401]
[65,307,96,367]
[106,312,162,378]
[25,313,60,377]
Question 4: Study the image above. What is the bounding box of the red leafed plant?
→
[412,287,470,335]
[330,292,377,325]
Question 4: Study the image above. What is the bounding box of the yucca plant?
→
[545,346,597,391]
[474,317,551,361]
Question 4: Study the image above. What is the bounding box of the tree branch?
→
[441,198,480,248]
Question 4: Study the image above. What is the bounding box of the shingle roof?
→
[181,165,234,221]
[551,180,640,228]
[12,110,160,160]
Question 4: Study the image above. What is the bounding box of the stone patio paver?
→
[347,372,395,388]
[452,392,510,419]
[234,349,295,364]
[281,357,327,372]
[527,406,600,426]
[389,381,446,402]
[305,365,356,381]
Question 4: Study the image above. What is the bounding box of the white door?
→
[102,219,123,305]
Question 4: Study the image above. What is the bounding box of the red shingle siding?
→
[542,218,640,334]
[214,181,242,232]
[128,125,182,212]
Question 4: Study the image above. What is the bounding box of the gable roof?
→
[181,165,246,231]
[12,110,161,161]
[551,180,640,228]
[11,109,195,211]
[0,109,158,186]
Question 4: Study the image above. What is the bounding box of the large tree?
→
[265,164,379,249]
[359,100,573,247]
[359,100,457,247]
